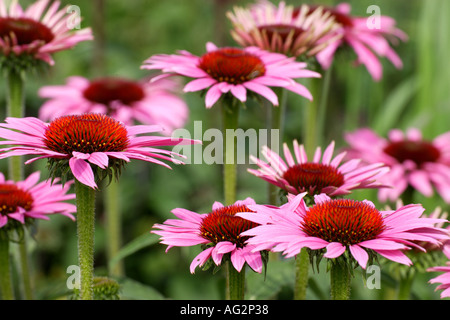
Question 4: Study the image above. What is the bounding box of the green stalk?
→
[75,179,97,300]
[6,69,29,300]
[0,236,14,300]
[267,88,287,206]
[105,178,124,277]
[294,248,310,300]
[226,261,246,300]
[330,261,351,300]
[18,236,33,300]
[397,273,414,300]
[222,98,240,205]
[6,70,25,182]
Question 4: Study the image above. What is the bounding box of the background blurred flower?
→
[344,128,450,203]
[227,1,341,59]
[0,171,75,230]
[142,42,320,108]
[0,0,93,67]
[315,2,407,81]
[38,75,189,134]
[248,140,389,199]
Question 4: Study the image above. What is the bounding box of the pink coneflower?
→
[0,170,75,230]
[314,3,407,81]
[248,140,389,199]
[38,76,189,134]
[0,0,93,66]
[152,198,264,274]
[0,114,199,189]
[344,128,450,203]
[239,193,449,270]
[227,1,342,58]
[142,42,321,108]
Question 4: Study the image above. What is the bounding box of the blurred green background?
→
[1,0,449,300]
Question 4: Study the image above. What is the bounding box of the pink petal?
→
[69,157,97,189]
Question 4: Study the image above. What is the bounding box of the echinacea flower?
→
[0,0,93,67]
[152,198,265,274]
[227,1,342,59]
[239,193,449,270]
[314,2,408,81]
[0,170,75,231]
[38,75,189,134]
[248,140,389,199]
[142,42,320,108]
[344,128,450,203]
[0,114,199,189]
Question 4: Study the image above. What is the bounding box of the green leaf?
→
[117,277,165,300]
[245,260,295,300]
[109,232,160,269]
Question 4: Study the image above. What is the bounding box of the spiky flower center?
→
[200,204,257,248]
[301,199,385,245]
[199,48,266,85]
[383,140,441,167]
[0,17,54,46]
[0,184,33,215]
[282,163,345,195]
[83,78,145,106]
[44,114,129,155]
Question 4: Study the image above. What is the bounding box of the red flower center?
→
[301,199,385,245]
[0,17,54,46]
[200,204,258,248]
[83,78,145,106]
[0,184,33,215]
[198,48,266,85]
[282,163,345,195]
[383,140,441,167]
[44,114,129,155]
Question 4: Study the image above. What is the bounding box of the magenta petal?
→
[88,152,109,169]
[69,157,97,189]
[230,249,246,272]
[324,242,346,259]
[190,247,214,274]
[349,244,369,269]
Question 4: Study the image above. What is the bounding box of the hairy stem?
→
[0,237,14,300]
[75,180,97,300]
[222,98,240,205]
[226,261,246,300]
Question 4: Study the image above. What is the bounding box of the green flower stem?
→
[0,236,14,300]
[18,236,33,300]
[222,98,240,206]
[397,272,414,300]
[294,248,310,300]
[226,261,246,300]
[105,178,124,277]
[6,69,25,182]
[304,65,333,157]
[75,179,97,300]
[330,261,351,300]
[267,88,287,206]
